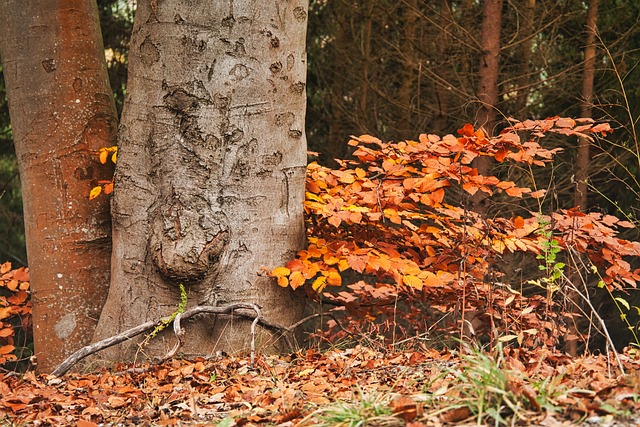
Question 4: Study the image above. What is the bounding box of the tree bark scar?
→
[149,200,230,284]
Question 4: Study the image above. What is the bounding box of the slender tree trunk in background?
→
[327,9,348,163]
[398,0,418,137]
[472,0,502,212]
[515,0,536,117]
[567,0,599,358]
[359,0,374,134]
[433,0,453,133]
[0,0,116,372]
[575,0,599,211]
[94,0,308,361]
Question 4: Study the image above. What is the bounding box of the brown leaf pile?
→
[1,345,639,426]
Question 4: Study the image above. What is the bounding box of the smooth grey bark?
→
[94,0,308,360]
[0,0,116,372]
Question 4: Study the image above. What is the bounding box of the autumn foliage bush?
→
[3,117,639,369]
[272,118,640,349]
[0,262,31,368]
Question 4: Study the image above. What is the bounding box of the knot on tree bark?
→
[149,201,229,284]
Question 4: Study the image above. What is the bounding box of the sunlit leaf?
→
[89,186,102,200]
[289,271,305,289]
[402,275,423,290]
[271,267,291,277]
[312,275,327,292]
[326,270,342,286]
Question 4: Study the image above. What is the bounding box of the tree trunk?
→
[93,0,308,361]
[398,0,419,137]
[432,0,454,133]
[575,0,599,211]
[472,0,502,212]
[359,0,374,134]
[515,0,536,118]
[0,0,117,372]
[567,0,599,358]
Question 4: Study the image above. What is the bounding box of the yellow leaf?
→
[271,267,291,277]
[111,150,117,163]
[89,186,102,200]
[312,275,327,292]
[492,239,506,254]
[298,368,315,377]
[403,275,423,290]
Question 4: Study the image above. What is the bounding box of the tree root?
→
[51,303,305,377]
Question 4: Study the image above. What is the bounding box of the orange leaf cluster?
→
[271,118,636,346]
[89,146,117,200]
[0,262,31,366]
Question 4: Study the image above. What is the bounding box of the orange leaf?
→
[556,117,575,128]
[462,182,479,195]
[271,267,291,277]
[513,216,525,229]
[328,215,342,228]
[505,187,527,197]
[99,148,109,164]
[495,148,509,162]
[7,290,28,305]
[289,271,305,289]
[277,276,289,287]
[0,262,11,274]
[103,182,114,195]
[0,344,15,355]
[6,279,18,291]
[326,270,342,286]
[458,123,475,137]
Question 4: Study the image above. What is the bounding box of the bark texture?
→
[0,0,116,372]
[94,0,308,360]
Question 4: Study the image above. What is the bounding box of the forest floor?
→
[1,345,640,426]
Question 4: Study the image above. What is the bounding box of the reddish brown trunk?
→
[575,0,599,211]
[433,0,454,133]
[359,0,374,133]
[567,0,599,358]
[515,0,536,117]
[473,0,502,212]
[0,0,116,372]
[398,0,419,137]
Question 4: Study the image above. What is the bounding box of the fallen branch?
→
[52,303,277,377]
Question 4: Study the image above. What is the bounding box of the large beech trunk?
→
[93,0,308,360]
[0,0,116,372]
